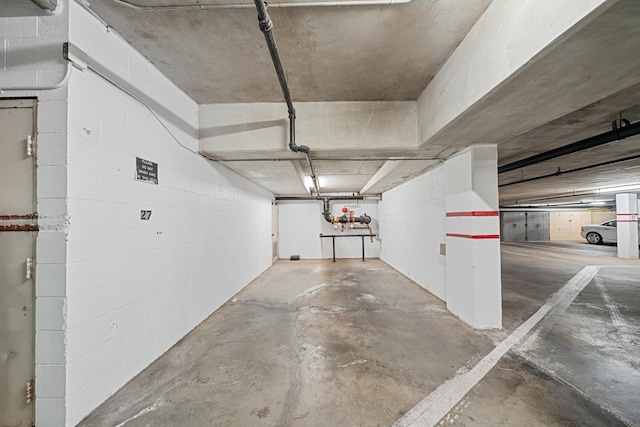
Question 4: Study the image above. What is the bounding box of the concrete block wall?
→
[278,200,379,260]
[3,2,273,424]
[64,70,272,425]
[378,166,446,300]
[60,3,273,425]
[0,2,69,91]
[0,5,71,426]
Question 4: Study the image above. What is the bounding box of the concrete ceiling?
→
[83,0,640,205]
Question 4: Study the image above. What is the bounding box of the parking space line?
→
[594,276,629,331]
[392,266,600,427]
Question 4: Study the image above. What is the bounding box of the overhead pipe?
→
[110,0,414,11]
[253,0,320,195]
[275,195,370,201]
[500,153,640,188]
[275,195,372,224]
[30,0,60,13]
[1,44,72,93]
[321,197,371,224]
[498,119,640,174]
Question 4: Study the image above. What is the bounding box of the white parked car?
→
[580,220,639,244]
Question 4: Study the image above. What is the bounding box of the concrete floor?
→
[78,242,639,426]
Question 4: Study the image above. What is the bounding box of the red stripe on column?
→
[446,233,500,239]
[617,213,638,222]
[446,211,499,217]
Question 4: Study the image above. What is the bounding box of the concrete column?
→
[444,145,501,329]
[616,193,639,259]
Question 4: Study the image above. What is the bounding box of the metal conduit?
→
[500,153,640,188]
[254,0,320,195]
[498,119,640,174]
[110,0,414,11]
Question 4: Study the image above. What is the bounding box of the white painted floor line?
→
[594,276,628,331]
[114,403,158,427]
[392,266,601,427]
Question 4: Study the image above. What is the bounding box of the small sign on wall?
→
[136,157,158,184]
[140,210,152,220]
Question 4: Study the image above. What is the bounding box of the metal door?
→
[501,212,550,242]
[501,212,527,242]
[0,99,37,427]
[526,212,550,241]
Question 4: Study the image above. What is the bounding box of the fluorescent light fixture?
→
[591,201,607,206]
[594,183,640,193]
[303,176,315,194]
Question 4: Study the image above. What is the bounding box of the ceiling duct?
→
[253,0,320,195]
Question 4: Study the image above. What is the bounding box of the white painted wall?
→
[60,3,273,425]
[3,2,274,425]
[278,200,379,260]
[378,166,446,300]
[444,145,501,329]
[0,5,70,426]
[0,3,69,91]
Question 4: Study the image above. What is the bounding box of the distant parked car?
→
[580,220,616,244]
[580,220,625,244]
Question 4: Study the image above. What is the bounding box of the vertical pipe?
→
[253,0,320,195]
[332,236,336,262]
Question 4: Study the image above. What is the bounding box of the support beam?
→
[417,0,624,151]
[360,160,402,194]
[445,145,501,329]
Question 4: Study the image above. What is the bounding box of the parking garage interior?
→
[1,0,639,426]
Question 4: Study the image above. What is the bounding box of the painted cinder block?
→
[35,330,65,365]
[35,263,66,297]
[38,165,67,199]
[6,38,63,70]
[35,398,66,427]
[42,3,275,425]
[38,12,69,38]
[0,16,37,37]
[37,99,68,134]
[36,231,66,264]
[35,297,66,331]
[36,132,67,166]
[0,69,40,90]
[379,166,446,300]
